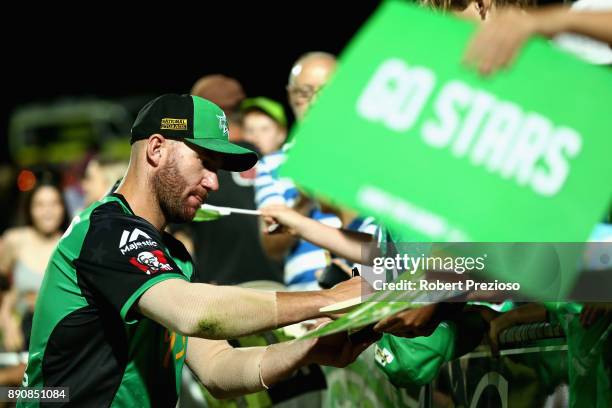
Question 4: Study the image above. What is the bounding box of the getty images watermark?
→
[370,253,521,292]
[358,242,612,302]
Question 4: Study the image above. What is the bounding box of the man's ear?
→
[145,134,166,167]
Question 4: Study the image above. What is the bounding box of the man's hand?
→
[301,320,381,368]
[373,303,440,338]
[324,277,370,308]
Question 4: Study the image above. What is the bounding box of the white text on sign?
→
[357,59,582,197]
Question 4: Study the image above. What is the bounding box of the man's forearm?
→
[259,339,314,387]
[187,337,314,399]
[139,279,333,339]
[276,290,329,325]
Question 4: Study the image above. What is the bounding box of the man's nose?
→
[202,171,219,191]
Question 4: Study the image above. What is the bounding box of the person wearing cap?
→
[190,74,247,143]
[20,94,376,407]
[187,75,284,287]
[254,52,343,292]
[241,96,288,156]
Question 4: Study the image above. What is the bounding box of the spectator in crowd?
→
[191,74,247,143]
[81,156,128,206]
[462,5,612,405]
[263,5,612,406]
[241,97,288,156]
[256,53,419,406]
[187,75,283,285]
[255,52,342,291]
[0,179,68,385]
[286,52,337,121]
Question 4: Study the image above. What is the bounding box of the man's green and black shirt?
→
[20,194,194,407]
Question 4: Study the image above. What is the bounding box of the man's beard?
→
[152,159,193,223]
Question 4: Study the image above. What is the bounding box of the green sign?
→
[281,1,612,243]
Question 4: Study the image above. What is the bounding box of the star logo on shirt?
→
[90,242,108,264]
[96,217,113,232]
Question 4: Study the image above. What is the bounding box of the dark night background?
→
[0,2,382,166]
[0,3,383,230]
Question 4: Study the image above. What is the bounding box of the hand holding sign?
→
[464,6,612,75]
[281,2,612,297]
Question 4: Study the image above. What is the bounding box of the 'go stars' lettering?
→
[357,59,582,197]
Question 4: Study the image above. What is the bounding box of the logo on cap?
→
[216,113,229,136]
[161,118,188,130]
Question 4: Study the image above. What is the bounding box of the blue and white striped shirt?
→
[255,145,341,290]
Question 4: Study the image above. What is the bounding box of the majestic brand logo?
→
[119,229,158,255]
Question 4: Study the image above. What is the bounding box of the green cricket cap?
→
[131,94,258,171]
[240,96,287,128]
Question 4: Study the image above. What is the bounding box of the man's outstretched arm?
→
[138,277,362,339]
[186,325,378,399]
